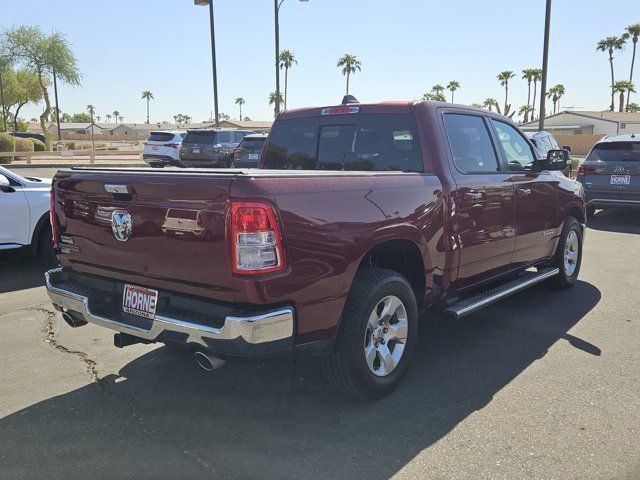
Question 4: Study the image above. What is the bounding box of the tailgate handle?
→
[104,184,130,194]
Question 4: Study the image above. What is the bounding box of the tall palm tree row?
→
[597,35,629,111]
[105,114,112,123]
[530,68,543,121]
[521,68,537,116]
[141,90,153,124]
[613,81,635,112]
[268,91,284,118]
[235,97,245,120]
[482,98,499,112]
[546,84,566,114]
[625,24,640,111]
[113,111,120,124]
[518,104,533,123]
[447,80,460,102]
[279,50,297,110]
[497,71,515,116]
[337,54,362,95]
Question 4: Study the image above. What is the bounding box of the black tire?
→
[37,223,57,266]
[586,206,596,220]
[547,216,583,289]
[149,163,164,169]
[321,268,418,400]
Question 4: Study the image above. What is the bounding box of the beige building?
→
[521,111,640,135]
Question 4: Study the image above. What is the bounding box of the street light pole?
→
[539,0,551,131]
[274,0,282,115]
[195,0,219,125]
[274,0,308,116]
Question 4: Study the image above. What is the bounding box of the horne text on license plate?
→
[610,175,631,185]
[248,153,259,160]
[123,284,159,319]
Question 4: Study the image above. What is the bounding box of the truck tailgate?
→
[52,169,235,301]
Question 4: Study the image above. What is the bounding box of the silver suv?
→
[577,134,640,218]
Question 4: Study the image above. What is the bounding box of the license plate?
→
[248,153,259,160]
[122,284,158,319]
[152,146,159,150]
[192,148,200,154]
[610,175,630,185]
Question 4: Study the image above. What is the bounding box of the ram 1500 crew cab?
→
[46,99,585,398]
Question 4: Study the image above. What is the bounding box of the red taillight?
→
[577,165,599,176]
[230,201,285,274]
[49,187,59,244]
[163,143,179,149]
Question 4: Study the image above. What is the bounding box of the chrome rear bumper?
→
[45,268,294,355]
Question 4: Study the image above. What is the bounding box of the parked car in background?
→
[525,130,573,175]
[142,130,186,168]
[179,129,254,167]
[231,133,268,167]
[9,131,46,143]
[577,134,640,218]
[46,99,584,399]
[0,166,54,262]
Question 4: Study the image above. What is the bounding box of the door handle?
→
[516,188,531,198]
[463,192,485,202]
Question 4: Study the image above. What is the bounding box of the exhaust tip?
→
[194,351,226,371]
[62,311,87,328]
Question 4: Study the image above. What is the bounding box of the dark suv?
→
[231,133,268,167]
[577,134,640,218]
[179,129,254,167]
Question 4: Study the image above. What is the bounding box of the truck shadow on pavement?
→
[588,208,640,235]
[0,255,48,294]
[0,281,601,480]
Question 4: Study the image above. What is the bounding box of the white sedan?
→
[0,166,54,261]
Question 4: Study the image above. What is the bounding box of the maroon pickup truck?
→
[46,99,585,398]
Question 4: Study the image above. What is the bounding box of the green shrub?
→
[0,133,15,164]
[64,141,76,150]
[31,138,46,151]
[107,147,118,151]
[14,137,35,152]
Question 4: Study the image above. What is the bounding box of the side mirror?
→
[562,145,572,153]
[546,149,569,171]
[0,174,14,192]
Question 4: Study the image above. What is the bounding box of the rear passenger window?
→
[443,114,500,173]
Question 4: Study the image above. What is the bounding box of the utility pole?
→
[539,0,552,131]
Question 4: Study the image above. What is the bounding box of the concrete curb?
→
[7,163,148,169]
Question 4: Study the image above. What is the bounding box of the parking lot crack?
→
[32,307,100,382]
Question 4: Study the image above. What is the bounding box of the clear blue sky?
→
[4,0,639,123]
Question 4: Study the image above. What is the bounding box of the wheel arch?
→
[30,211,51,251]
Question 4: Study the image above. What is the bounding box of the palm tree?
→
[86,104,95,117]
[113,111,120,124]
[279,50,297,110]
[141,91,154,124]
[627,102,640,113]
[337,54,362,95]
[96,115,101,123]
[597,35,630,111]
[422,88,445,102]
[470,103,483,109]
[118,116,123,124]
[497,71,516,115]
[522,68,537,112]
[105,114,112,123]
[530,68,543,120]
[613,81,635,112]
[482,98,499,112]
[268,91,284,118]
[625,24,640,111]
[519,105,533,123]
[554,84,565,112]
[235,97,245,120]
[446,81,460,102]
[547,84,566,114]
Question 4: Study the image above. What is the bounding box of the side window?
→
[491,120,536,171]
[443,114,500,173]
[547,135,559,150]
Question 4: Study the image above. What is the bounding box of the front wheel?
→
[321,268,418,399]
[548,216,583,289]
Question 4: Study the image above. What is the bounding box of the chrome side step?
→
[444,267,560,320]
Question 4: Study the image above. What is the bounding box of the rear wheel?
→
[548,216,583,289]
[321,268,418,399]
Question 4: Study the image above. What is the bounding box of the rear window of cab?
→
[263,114,423,172]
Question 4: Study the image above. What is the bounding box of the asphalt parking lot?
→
[1,167,639,479]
